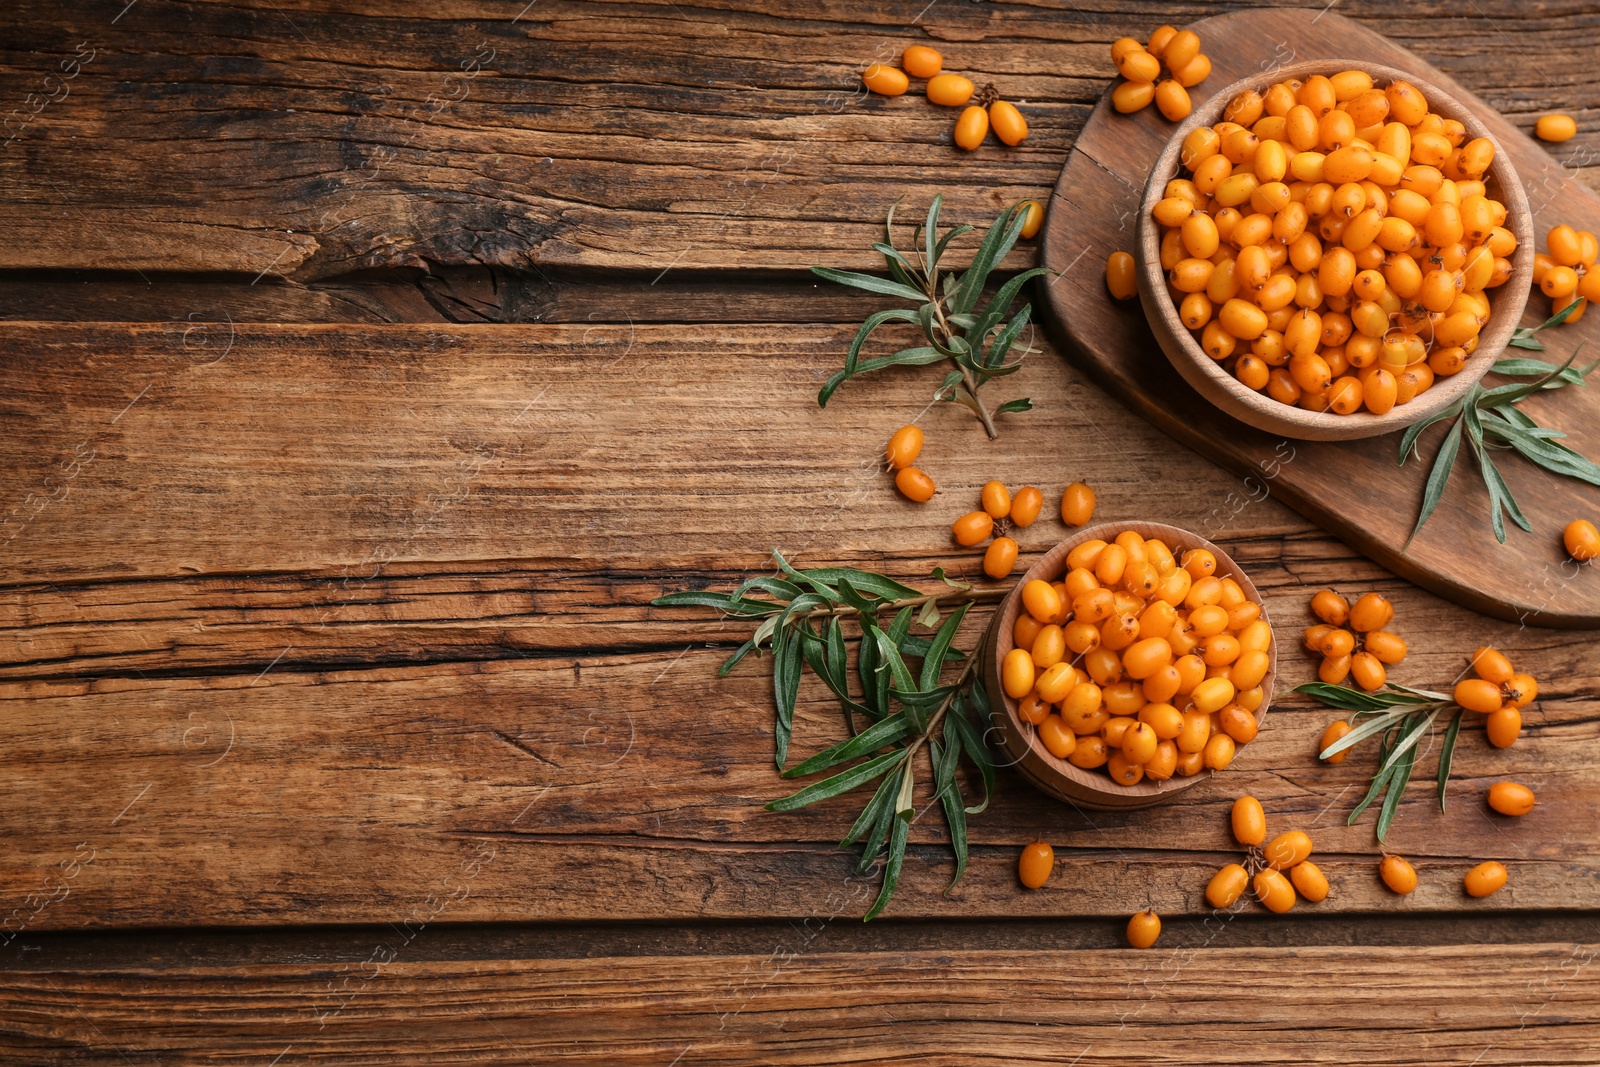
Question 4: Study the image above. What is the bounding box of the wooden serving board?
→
[1039,8,1600,628]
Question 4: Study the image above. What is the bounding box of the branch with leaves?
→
[652,551,1007,920]
[811,197,1050,439]
[1296,681,1465,842]
[1401,326,1599,544]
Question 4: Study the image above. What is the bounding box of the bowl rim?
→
[1136,58,1536,440]
[988,520,1276,803]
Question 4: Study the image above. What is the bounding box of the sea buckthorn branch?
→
[811,197,1051,439]
[1399,339,1600,544]
[1297,680,1460,842]
[653,551,1004,920]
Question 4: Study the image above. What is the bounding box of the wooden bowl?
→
[982,522,1276,811]
[1137,60,1535,442]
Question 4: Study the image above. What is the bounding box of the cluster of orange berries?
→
[1531,222,1600,324]
[1205,796,1329,914]
[1151,71,1515,416]
[861,46,1030,152]
[1303,589,1406,690]
[1453,646,1538,749]
[1000,531,1271,788]
[1109,25,1211,121]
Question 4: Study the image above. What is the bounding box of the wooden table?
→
[1,2,1597,1061]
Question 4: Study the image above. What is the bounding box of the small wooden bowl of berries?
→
[1137,60,1535,441]
[982,522,1275,811]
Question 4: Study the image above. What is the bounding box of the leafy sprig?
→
[1400,336,1600,544]
[1296,681,1463,842]
[653,551,1007,920]
[811,198,1050,439]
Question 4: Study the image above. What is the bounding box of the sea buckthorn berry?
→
[1455,678,1503,714]
[885,425,923,469]
[981,480,1012,519]
[1264,830,1313,871]
[1121,637,1173,680]
[1350,651,1386,691]
[1155,80,1192,122]
[1488,782,1536,817]
[1010,486,1043,527]
[1348,593,1393,633]
[1564,519,1600,561]
[1464,861,1507,898]
[1039,715,1078,759]
[894,467,937,503]
[1290,860,1331,903]
[1202,732,1236,771]
[900,45,942,79]
[1031,624,1066,669]
[1021,579,1062,624]
[1172,52,1210,89]
[1505,673,1538,708]
[1207,862,1250,908]
[1018,694,1050,726]
[1318,627,1355,659]
[1537,113,1577,142]
[1319,653,1352,685]
[862,64,909,96]
[1190,676,1235,716]
[1219,705,1259,744]
[926,73,974,107]
[1470,646,1513,684]
[1060,482,1096,526]
[1014,614,1042,650]
[1019,201,1045,240]
[1380,855,1418,895]
[1147,24,1178,59]
[1035,662,1078,704]
[1486,707,1522,749]
[984,537,1019,580]
[1122,722,1160,766]
[1231,794,1266,846]
[1139,701,1185,741]
[1018,841,1054,889]
[1364,630,1408,665]
[990,100,1029,146]
[1162,28,1200,72]
[1106,251,1138,300]
[1113,79,1156,114]
[1254,868,1297,914]
[1069,735,1111,769]
[1126,909,1162,948]
[952,510,993,547]
[1001,645,1038,698]
[954,105,989,151]
[1115,47,1161,84]
[1310,590,1350,626]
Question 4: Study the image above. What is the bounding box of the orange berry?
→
[926,73,974,107]
[1126,910,1162,948]
[989,100,1029,145]
[1486,707,1522,748]
[1564,519,1600,561]
[952,510,994,547]
[1380,855,1417,894]
[983,536,1019,580]
[1018,841,1054,888]
[1487,782,1536,817]
[1106,251,1138,300]
[1254,868,1296,913]
[1454,678,1504,714]
[900,45,942,79]
[894,466,936,502]
[1061,481,1097,525]
[1010,486,1044,526]
[862,64,909,97]
[1290,860,1330,903]
[954,105,989,151]
[981,480,1012,519]
[1464,861,1507,898]
[1231,795,1266,846]
[1470,646,1514,684]
[885,425,924,469]
[1319,720,1352,763]
[1348,592,1393,633]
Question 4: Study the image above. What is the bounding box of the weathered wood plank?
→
[1,1,1597,279]
[2,946,1597,1063]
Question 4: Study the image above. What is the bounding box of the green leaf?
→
[995,398,1034,415]
[932,223,974,267]
[1490,357,1593,385]
[719,634,759,676]
[982,305,1033,369]
[1294,681,1431,714]
[1316,706,1412,760]
[765,748,905,812]
[858,617,889,719]
[854,762,899,872]
[872,627,919,696]
[773,627,802,769]
[1398,398,1464,466]
[918,603,969,691]
[1407,415,1465,544]
[1348,722,1403,826]
[1437,707,1465,811]
[863,788,911,921]
[1375,742,1418,843]
[949,690,995,814]
[800,568,920,601]
[730,575,803,602]
[1465,410,1530,543]
[923,194,942,280]
[916,599,941,629]
[841,768,901,849]
[810,265,927,304]
[936,715,968,894]
[1475,346,1582,407]
[972,267,1052,342]
[782,712,914,779]
[651,590,784,616]
[832,576,881,615]
[819,308,923,407]
[930,566,972,591]
[952,205,1028,316]
[1372,706,1441,783]
[1481,413,1600,485]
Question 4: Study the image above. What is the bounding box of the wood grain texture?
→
[1,1,1599,280]
[3,946,1598,1064]
[1,323,1596,929]
[1042,9,1600,626]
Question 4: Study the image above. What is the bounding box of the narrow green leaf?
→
[1482,414,1600,485]
[718,634,759,676]
[915,599,941,628]
[1475,345,1582,407]
[918,603,969,691]
[995,398,1034,415]
[841,768,901,849]
[1317,706,1414,759]
[801,568,920,601]
[772,627,802,769]
[1437,707,1465,811]
[810,265,927,304]
[782,712,914,779]
[863,795,911,921]
[953,205,1028,316]
[873,627,918,695]
[1375,743,1418,843]
[1294,681,1427,714]
[949,691,995,814]
[1491,357,1592,384]
[937,715,968,894]
[651,590,784,616]
[1372,706,1441,782]
[730,575,803,602]
[765,748,905,812]
[855,763,899,872]
[1407,416,1465,544]
[1466,415,1531,543]
[1348,723,1403,825]
[972,267,1053,342]
[923,194,942,280]
[838,307,921,386]
[832,576,880,615]
[930,566,971,591]
[1398,398,1463,466]
[932,223,974,266]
